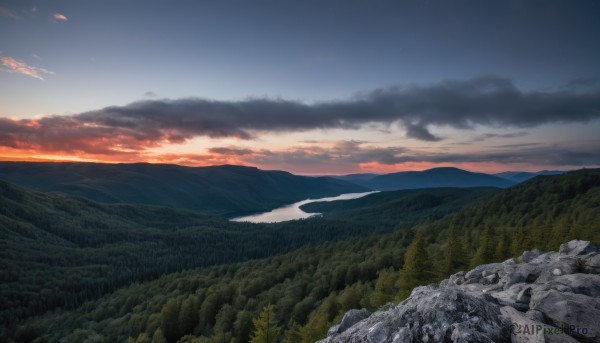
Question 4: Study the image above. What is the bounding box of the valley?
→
[0,163,598,342]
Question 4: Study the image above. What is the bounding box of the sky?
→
[1,0,599,175]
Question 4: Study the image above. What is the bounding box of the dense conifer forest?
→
[1,169,599,342]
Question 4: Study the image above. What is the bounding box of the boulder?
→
[552,273,600,297]
[582,253,600,274]
[530,289,600,341]
[500,306,578,343]
[520,249,545,263]
[323,241,600,343]
[559,240,599,256]
[333,308,371,334]
[325,285,509,343]
[481,273,499,285]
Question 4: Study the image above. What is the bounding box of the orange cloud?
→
[53,12,68,21]
[1,56,54,80]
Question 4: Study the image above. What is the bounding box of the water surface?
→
[231,191,377,223]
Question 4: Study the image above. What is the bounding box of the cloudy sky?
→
[1,0,599,174]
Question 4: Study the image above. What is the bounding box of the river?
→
[231,191,377,223]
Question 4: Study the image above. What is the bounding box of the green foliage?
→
[395,231,435,300]
[469,226,495,268]
[300,187,496,228]
[2,169,600,342]
[370,267,396,308]
[251,304,281,343]
[0,180,391,332]
[440,226,467,276]
[0,162,367,216]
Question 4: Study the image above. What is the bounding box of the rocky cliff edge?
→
[319,240,600,343]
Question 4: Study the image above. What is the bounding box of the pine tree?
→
[250,304,281,343]
[509,228,523,257]
[160,298,180,343]
[151,328,167,343]
[370,267,396,308]
[282,322,302,343]
[493,228,509,261]
[178,296,198,336]
[470,226,494,268]
[395,231,434,300]
[441,227,467,276]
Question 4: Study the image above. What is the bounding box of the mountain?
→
[495,170,566,183]
[8,169,600,342]
[300,187,497,228]
[3,169,599,342]
[362,167,515,191]
[0,162,367,216]
[327,173,380,183]
[0,178,377,331]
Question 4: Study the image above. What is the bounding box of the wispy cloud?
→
[53,12,67,21]
[208,140,600,173]
[0,55,54,80]
[0,5,19,19]
[471,132,529,142]
[0,76,599,171]
[25,75,596,143]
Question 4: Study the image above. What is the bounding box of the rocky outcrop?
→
[319,240,600,343]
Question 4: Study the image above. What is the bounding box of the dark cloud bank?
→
[246,141,600,168]
[1,76,600,155]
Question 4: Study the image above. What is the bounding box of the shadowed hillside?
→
[362,167,514,191]
[0,162,367,216]
[4,170,599,342]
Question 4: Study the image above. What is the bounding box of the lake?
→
[231,191,377,223]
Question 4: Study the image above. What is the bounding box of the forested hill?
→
[7,169,600,343]
[0,162,367,216]
[419,168,600,253]
[300,187,497,228]
[0,179,377,333]
[362,167,515,191]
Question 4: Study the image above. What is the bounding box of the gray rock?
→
[464,263,503,283]
[525,309,546,323]
[520,249,545,263]
[500,306,579,343]
[327,324,340,337]
[516,286,532,304]
[322,241,600,343]
[530,289,600,341]
[553,273,600,297]
[335,308,371,334]
[481,273,499,285]
[559,240,599,256]
[534,255,580,284]
[366,322,387,343]
[582,253,600,274]
[503,258,516,265]
[326,285,509,343]
[391,327,413,342]
[490,283,531,310]
[529,252,557,265]
[448,271,466,285]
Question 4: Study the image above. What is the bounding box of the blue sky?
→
[1,0,599,173]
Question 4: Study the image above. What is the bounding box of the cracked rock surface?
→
[318,240,600,343]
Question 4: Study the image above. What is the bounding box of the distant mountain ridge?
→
[356,167,515,191]
[327,173,380,183]
[494,170,566,183]
[0,162,367,216]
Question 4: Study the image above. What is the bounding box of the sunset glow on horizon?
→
[1,1,599,175]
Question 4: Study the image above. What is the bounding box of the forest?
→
[1,169,599,342]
